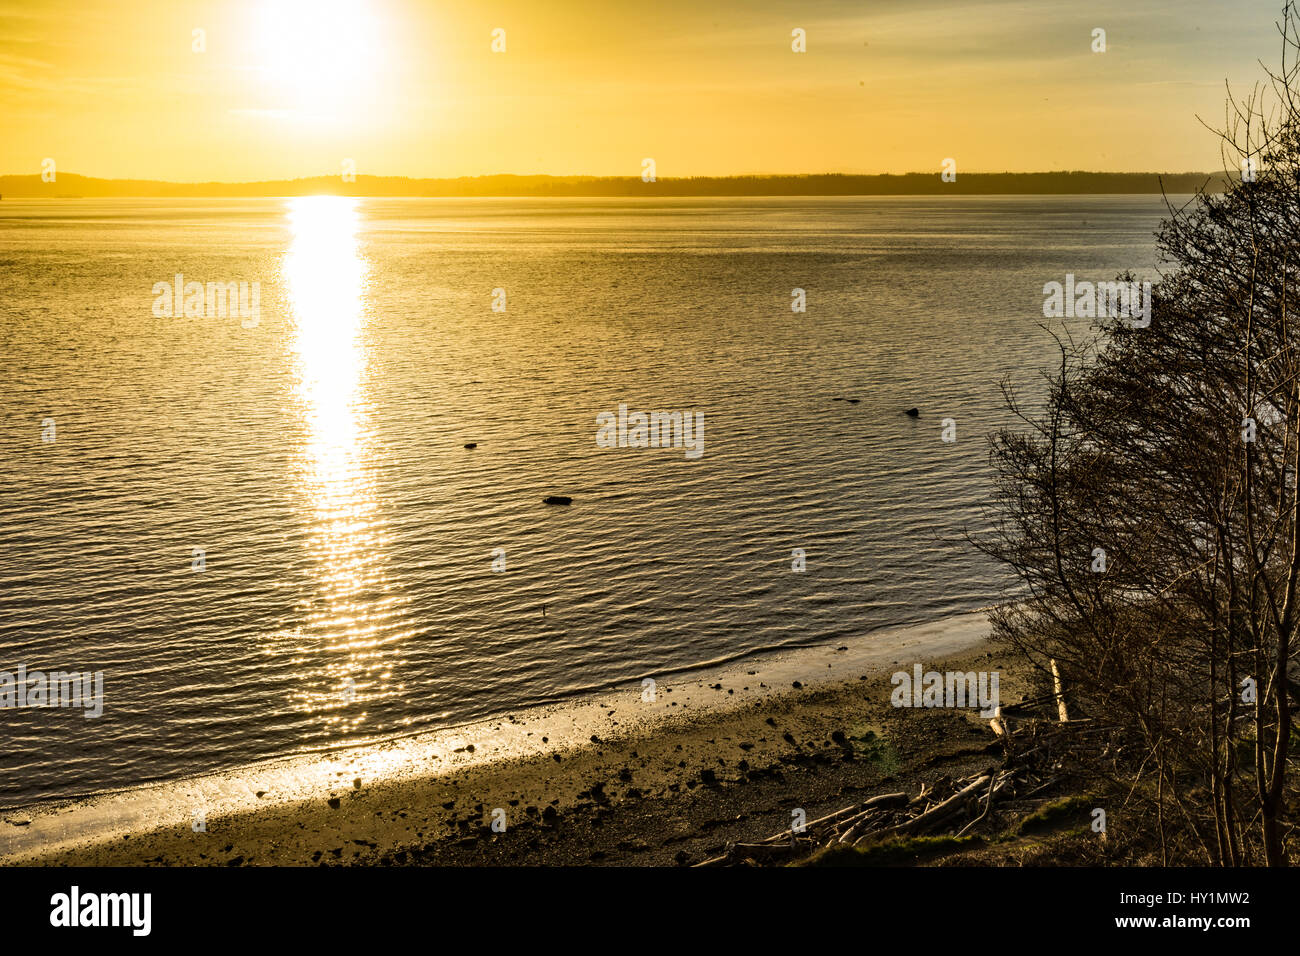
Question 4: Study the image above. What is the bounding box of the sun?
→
[254,0,386,119]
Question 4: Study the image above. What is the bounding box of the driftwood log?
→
[696,675,1100,866]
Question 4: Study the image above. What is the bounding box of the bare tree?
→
[980,2,1300,865]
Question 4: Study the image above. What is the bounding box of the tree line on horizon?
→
[0,170,1232,198]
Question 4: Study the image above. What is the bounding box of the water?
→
[0,195,1171,807]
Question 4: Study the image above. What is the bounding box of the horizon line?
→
[0,169,1233,199]
[0,169,1228,186]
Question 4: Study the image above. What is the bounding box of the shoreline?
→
[1,610,1001,866]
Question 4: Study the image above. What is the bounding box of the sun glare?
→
[281,195,396,734]
[284,195,367,479]
[254,0,386,118]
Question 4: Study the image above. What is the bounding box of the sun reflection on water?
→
[278,196,400,736]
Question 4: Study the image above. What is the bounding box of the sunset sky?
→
[0,0,1283,181]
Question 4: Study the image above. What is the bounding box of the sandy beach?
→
[0,611,1043,867]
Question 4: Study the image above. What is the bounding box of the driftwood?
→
[695,677,1109,866]
[748,791,911,848]
[955,769,1016,837]
[1051,658,1070,722]
[695,769,1008,866]
[719,842,801,862]
[989,705,1008,738]
[899,773,991,834]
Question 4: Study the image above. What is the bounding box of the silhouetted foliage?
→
[980,3,1300,866]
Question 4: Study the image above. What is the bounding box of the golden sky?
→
[0,0,1283,181]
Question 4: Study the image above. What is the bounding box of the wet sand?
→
[1,611,1028,866]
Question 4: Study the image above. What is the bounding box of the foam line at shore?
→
[0,610,990,863]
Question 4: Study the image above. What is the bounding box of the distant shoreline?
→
[0,171,1231,199]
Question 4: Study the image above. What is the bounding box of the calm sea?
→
[0,195,1170,806]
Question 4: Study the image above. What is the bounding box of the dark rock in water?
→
[847,399,860,404]
[906,407,920,417]
[543,495,573,505]
[464,442,477,449]
[327,798,341,810]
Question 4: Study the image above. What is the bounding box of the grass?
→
[1016,794,1096,836]
[800,834,984,867]
[847,726,900,775]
